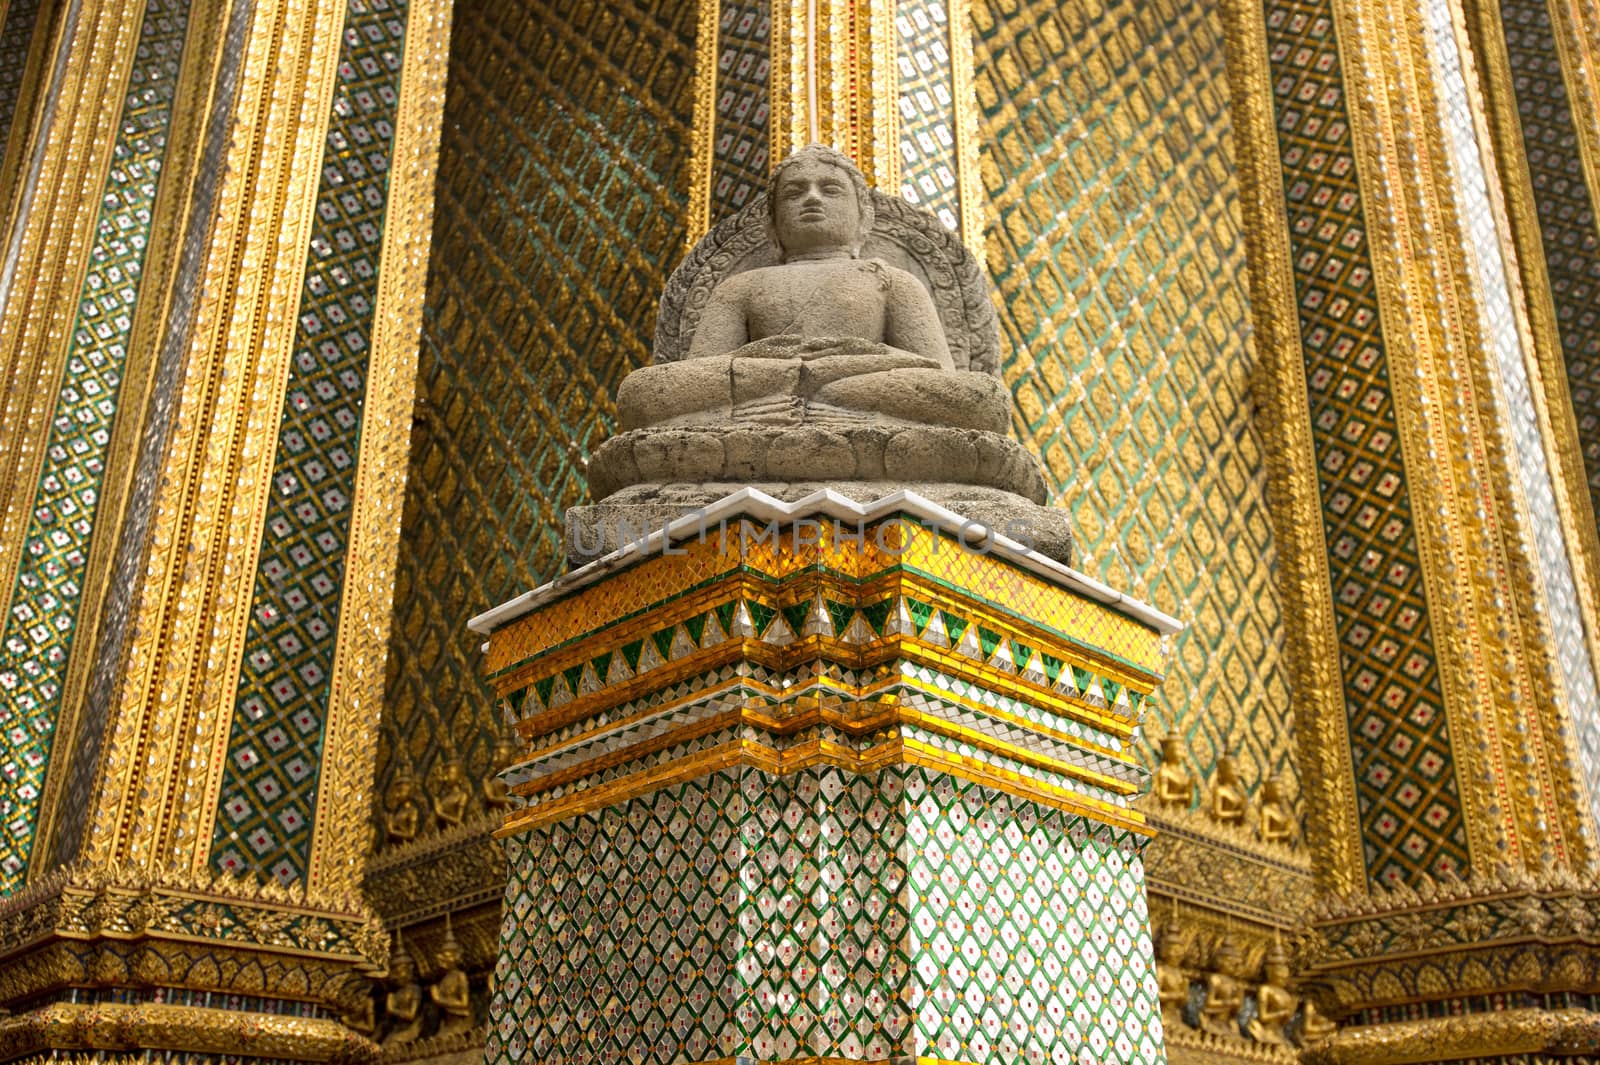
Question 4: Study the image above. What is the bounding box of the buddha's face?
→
[773,158,862,257]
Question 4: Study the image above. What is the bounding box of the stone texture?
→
[582,145,1070,571]
[587,425,1049,503]
[566,481,1073,565]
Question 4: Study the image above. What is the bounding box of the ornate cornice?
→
[0,1002,375,1063]
[1300,870,1600,1012]
[1304,1007,1600,1065]
[1144,807,1314,929]
[362,816,507,929]
[0,865,385,1007]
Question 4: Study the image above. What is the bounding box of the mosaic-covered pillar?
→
[691,0,982,251]
[475,497,1178,1063]
[1221,0,1600,1050]
[0,0,451,1055]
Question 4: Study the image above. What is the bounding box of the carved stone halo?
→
[654,189,1002,375]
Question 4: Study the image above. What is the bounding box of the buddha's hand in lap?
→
[723,334,930,363]
[799,349,943,388]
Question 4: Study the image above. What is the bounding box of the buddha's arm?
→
[687,282,749,358]
[884,275,953,369]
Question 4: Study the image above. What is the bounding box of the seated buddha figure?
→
[617,144,1010,436]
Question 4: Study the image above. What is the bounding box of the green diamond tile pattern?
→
[1496,0,1600,809]
[210,0,409,887]
[484,765,1162,1063]
[972,1,1301,838]
[1498,0,1600,533]
[710,0,770,223]
[375,0,695,846]
[0,0,41,164]
[0,0,191,895]
[896,0,960,233]
[1260,0,1468,884]
[1432,0,1600,832]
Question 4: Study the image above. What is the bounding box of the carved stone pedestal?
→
[471,490,1179,1063]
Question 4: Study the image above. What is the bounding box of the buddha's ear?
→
[763,212,784,261]
[852,195,876,258]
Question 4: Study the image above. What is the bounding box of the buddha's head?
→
[767,144,874,260]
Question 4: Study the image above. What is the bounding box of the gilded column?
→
[1227,0,1600,1049]
[692,0,981,253]
[0,0,451,1056]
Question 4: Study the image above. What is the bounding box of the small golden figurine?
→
[1246,940,1298,1044]
[1207,752,1249,826]
[1299,1000,1338,1044]
[1153,730,1194,808]
[1199,936,1247,1038]
[1256,774,1295,846]
[340,978,376,1037]
[432,759,471,828]
[430,921,474,1039]
[384,768,426,844]
[482,733,521,810]
[382,938,423,1046]
[1155,917,1191,1025]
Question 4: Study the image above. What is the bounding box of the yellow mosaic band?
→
[473,491,1179,839]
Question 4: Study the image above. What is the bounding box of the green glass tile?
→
[747,600,776,637]
[621,639,644,673]
[907,597,935,636]
[780,602,811,638]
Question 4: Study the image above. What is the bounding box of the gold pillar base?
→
[1304,1008,1600,1065]
[0,1003,373,1064]
[0,866,384,1063]
[1298,870,1600,1063]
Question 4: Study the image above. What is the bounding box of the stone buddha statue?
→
[575,144,1070,562]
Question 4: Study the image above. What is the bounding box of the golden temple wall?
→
[3,0,1600,1059]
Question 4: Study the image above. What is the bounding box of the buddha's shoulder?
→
[867,259,934,296]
